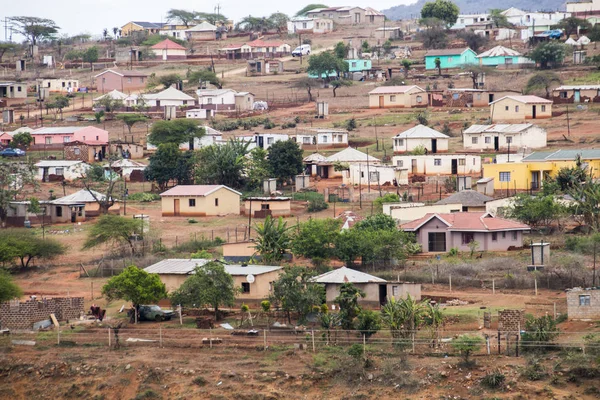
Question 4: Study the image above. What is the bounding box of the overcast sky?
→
[3,0,414,40]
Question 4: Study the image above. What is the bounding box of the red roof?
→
[160,185,242,197]
[151,39,186,50]
[401,212,530,232]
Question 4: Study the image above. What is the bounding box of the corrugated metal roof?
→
[436,190,493,207]
[32,127,84,135]
[94,89,129,102]
[311,267,386,284]
[303,153,327,162]
[94,69,148,78]
[394,124,449,139]
[425,48,472,57]
[52,189,106,204]
[144,87,195,101]
[186,22,217,32]
[463,124,534,134]
[369,85,424,94]
[325,147,380,163]
[555,85,600,91]
[490,95,552,105]
[522,149,600,161]
[477,46,521,58]
[143,259,282,276]
[35,160,85,167]
[160,185,242,197]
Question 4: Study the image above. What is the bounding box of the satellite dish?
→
[246,274,255,283]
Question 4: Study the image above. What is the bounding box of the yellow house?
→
[243,197,291,217]
[482,149,600,190]
[368,85,427,109]
[160,185,241,217]
[121,21,163,37]
[490,95,552,122]
[143,259,283,303]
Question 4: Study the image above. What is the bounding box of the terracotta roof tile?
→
[401,212,530,231]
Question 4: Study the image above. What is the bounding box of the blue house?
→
[424,48,477,70]
[345,59,372,72]
[476,45,533,67]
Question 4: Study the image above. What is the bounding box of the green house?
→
[424,48,477,70]
[476,45,532,67]
[345,59,372,72]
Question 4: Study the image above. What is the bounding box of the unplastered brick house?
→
[567,288,600,320]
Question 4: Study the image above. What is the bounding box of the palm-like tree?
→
[253,216,293,263]
[424,302,444,348]
[102,28,108,40]
[112,27,118,38]
[381,295,429,342]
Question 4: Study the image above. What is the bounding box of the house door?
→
[451,159,458,175]
[494,137,499,151]
[488,94,494,103]
[428,232,446,252]
[162,50,167,61]
[431,139,437,153]
[532,105,537,119]
[71,207,76,223]
[531,171,540,190]
[42,167,49,182]
[574,90,581,103]
[411,159,417,174]
[379,284,387,305]
[258,136,264,148]
[174,199,180,216]
[378,96,384,108]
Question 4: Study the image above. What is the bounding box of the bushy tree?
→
[530,42,566,69]
[9,132,33,149]
[418,18,448,49]
[307,51,348,83]
[490,9,513,28]
[195,139,251,189]
[0,229,65,269]
[462,65,494,89]
[334,41,349,59]
[253,216,293,263]
[420,0,459,27]
[452,334,484,365]
[506,193,567,229]
[294,77,317,102]
[170,262,237,319]
[187,68,223,89]
[83,215,143,255]
[292,218,341,266]
[116,114,148,135]
[246,147,272,191]
[145,144,194,191]
[331,79,352,97]
[520,315,559,352]
[148,119,205,148]
[381,295,430,341]
[357,310,381,339]
[158,73,182,89]
[374,193,400,213]
[525,72,561,98]
[267,140,303,183]
[295,4,329,16]
[166,8,198,27]
[457,30,488,53]
[335,282,365,330]
[554,17,591,39]
[0,42,18,62]
[0,271,22,302]
[355,213,397,231]
[269,266,325,323]
[12,16,59,45]
[82,46,99,69]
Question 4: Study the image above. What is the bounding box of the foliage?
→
[307,51,348,82]
[295,4,329,16]
[269,266,325,323]
[554,17,591,38]
[308,197,328,212]
[374,193,400,213]
[331,79,353,97]
[195,140,251,189]
[83,215,143,255]
[0,42,18,62]
[335,283,365,330]
[267,140,304,183]
[401,59,412,78]
[12,16,59,45]
[94,97,124,116]
[462,65,494,89]
[344,118,357,131]
[568,179,600,231]
[452,334,484,365]
[355,214,397,231]
[82,46,99,68]
[0,229,65,269]
[490,9,514,28]
[417,18,448,49]
[10,132,33,149]
[415,110,429,126]
[457,30,488,53]
[102,266,167,308]
[190,249,212,259]
[253,216,293,263]
[148,119,205,147]
[246,147,272,191]
[412,144,427,155]
[170,262,237,319]
[421,0,459,26]
[506,193,567,229]
[145,144,194,191]
[158,73,182,89]
[468,240,479,258]
[552,157,588,191]
[0,271,22,302]
[261,300,271,312]
[166,8,198,27]
[334,41,349,59]
[530,42,566,69]
[521,315,559,352]
[127,192,161,202]
[292,218,341,266]
[357,309,381,339]
[525,72,561,98]
[294,77,317,102]
[116,114,148,135]
[481,370,506,388]
[381,295,430,341]
[187,68,223,89]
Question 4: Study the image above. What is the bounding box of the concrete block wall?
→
[0,297,84,330]
[498,309,525,333]
[567,290,600,319]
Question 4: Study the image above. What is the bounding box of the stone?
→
[125,364,131,371]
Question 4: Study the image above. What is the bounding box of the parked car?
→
[0,148,25,157]
[138,305,174,322]
[292,44,311,57]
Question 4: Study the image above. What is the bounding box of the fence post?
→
[57,326,60,345]
[264,329,268,351]
[534,278,538,296]
[159,325,163,348]
[553,302,557,320]
[363,334,367,358]
[178,304,183,325]
[486,335,490,355]
[108,328,111,348]
[210,327,213,349]
[492,279,495,295]
[312,329,315,352]
[412,331,415,353]
[449,274,452,292]
[497,333,501,354]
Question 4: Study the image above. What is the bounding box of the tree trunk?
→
[333,87,337,98]
[307,88,313,102]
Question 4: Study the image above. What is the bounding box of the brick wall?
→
[0,297,84,330]
[567,290,600,320]
[498,309,525,333]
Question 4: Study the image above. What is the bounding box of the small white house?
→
[343,164,407,186]
[318,147,381,178]
[462,124,547,151]
[197,89,236,106]
[35,160,90,182]
[186,108,214,119]
[383,202,463,223]
[392,154,482,175]
[392,125,449,154]
[296,129,349,148]
[143,87,196,107]
[287,17,333,34]
[235,133,289,151]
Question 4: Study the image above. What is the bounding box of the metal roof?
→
[394,124,449,139]
[463,124,534,134]
[94,89,129,102]
[31,127,84,135]
[245,197,291,201]
[325,147,380,163]
[143,87,195,101]
[311,267,386,284]
[522,149,600,162]
[555,85,600,91]
[369,85,424,94]
[490,95,552,105]
[143,259,282,276]
[477,46,521,58]
[94,69,149,78]
[303,153,327,162]
[425,48,473,57]
[52,189,106,204]
[186,22,217,32]
[436,190,494,207]
[160,185,242,197]
[35,160,86,168]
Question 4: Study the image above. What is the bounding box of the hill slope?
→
[383,0,567,21]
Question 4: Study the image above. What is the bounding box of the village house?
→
[110,140,145,159]
[287,17,334,34]
[383,202,462,223]
[30,126,109,146]
[343,164,407,186]
[375,26,403,40]
[445,89,520,107]
[147,126,223,151]
[490,95,552,121]
[316,147,381,179]
[0,132,12,146]
[424,48,477,70]
[368,85,427,109]
[392,154,482,176]
[93,89,138,107]
[160,185,241,217]
[185,108,214,119]
[94,69,148,93]
[35,160,90,182]
[53,189,117,218]
[143,259,283,302]
[120,21,163,36]
[219,40,291,60]
[566,288,600,320]
[476,45,534,67]
[151,38,187,60]
[247,59,284,76]
[0,82,27,104]
[64,141,108,163]
[142,87,196,107]
[392,124,449,154]
[306,7,384,25]
[296,128,349,149]
[235,133,289,151]
[37,78,79,93]
[483,149,600,191]
[436,190,494,212]
[185,22,218,41]
[463,123,547,151]
[402,212,530,253]
[477,177,495,196]
[303,153,328,176]
[553,85,600,104]
[244,197,291,218]
[106,159,147,182]
[197,89,255,112]
[159,24,190,40]
[311,267,421,308]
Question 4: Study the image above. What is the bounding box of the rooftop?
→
[94,69,149,78]
[436,190,494,207]
[490,95,553,105]
[463,124,536,134]
[425,48,473,57]
[143,259,282,276]
[151,38,187,50]
[160,185,242,197]
[394,124,449,139]
[555,85,600,91]
[401,212,530,232]
[369,85,424,95]
[477,45,522,58]
[35,160,86,168]
[52,189,107,205]
[521,149,600,162]
[311,267,386,284]
[303,152,327,162]
[325,147,380,163]
[144,87,195,101]
[186,22,217,32]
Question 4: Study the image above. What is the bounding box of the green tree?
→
[569,179,600,231]
[83,215,143,255]
[382,40,392,55]
[102,266,167,323]
[401,59,412,78]
[0,229,65,269]
[82,46,99,69]
[292,218,341,266]
[0,162,37,224]
[355,213,398,231]
[420,0,459,27]
[267,140,303,184]
[335,282,365,330]
[334,41,349,59]
[331,79,352,97]
[357,309,381,339]
[334,228,364,267]
[269,266,325,323]
[462,65,494,89]
[9,132,33,149]
[268,12,289,34]
[145,144,194,191]
[195,12,228,25]
[374,193,400,213]
[158,73,182,89]
[418,18,448,49]
[520,315,559,352]
[295,4,329,16]
[457,30,488,53]
[187,68,223,89]
[195,139,251,189]
[452,334,484,365]
[530,42,566,69]
[588,24,600,49]
[253,215,293,263]
[554,17,591,39]
[0,271,22,302]
[525,71,561,98]
[0,42,18,62]
[307,51,348,83]
[148,119,205,148]
[361,40,370,53]
[79,164,120,215]
[47,95,70,120]
[246,147,272,191]
[116,113,148,136]
[434,57,441,75]
[94,97,124,118]
[235,16,271,33]
[506,193,567,229]
[166,8,198,27]
[381,295,429,342]
[12,16,59,46]
[170,262,238,319]
[293,77,317,102]
[489,9,513,28]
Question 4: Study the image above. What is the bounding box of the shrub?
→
[308,198,328,212]
[481,370,505,388]
[241,304,249,312]
[261,300,271,312]
[127,192,160,202]
[448,247,459,257]
[356,310,381,339]
[521,315,559,353]
[192,376,207,386]
[344,118,357,131]
[190,250,212,259]
[522,358,547,381]
[347,343,364,361]
[188,219,198,224]
[411,144,426,155]
[452,334,484,366]
[281,122,296,129]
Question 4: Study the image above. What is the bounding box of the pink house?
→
[30,126,109,146]
[94,69,148,93]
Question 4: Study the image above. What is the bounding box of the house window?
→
[267,137,274,144]
[261,204,270,210]
[390,95,396,102]
[303,137,311,144]
[392,286,399,296]
[434,159,441,166]
[506,136,512,144]
[462,232,474,245]
[397,160,404,167]
[63,136,70,143]
[512,231,518,241]
[74,148,80,155]
[492,232,497,241]
[515,105,519,112]
[322,136,328,143]
[96,136,99,140]
[241,282,250,293]
[459,159,465,166]
[485,137,491,144]
[55,168,64,176]
[476,93,481,100]
[141,77,144,83]
[189,199,196,207]
[560,91,567,99]
[396,139,404,147]
[452,93,459,100]
[45,137,52,144]
[102,78,106,84]
[505,106,509,111]
[352,62,357,68]
[62,82,65,87]
[56,206,62,217]
[17,86,22,92]
[580,295,591,306]
[127,77,132,83]
[207,98,213,104]
[541,105,546,112]
[502,232,506,239]
[215,198,219,206]
[302,22,307,29]
[416,95,423,103]
[472,137,478,144]
[499,172,511,182]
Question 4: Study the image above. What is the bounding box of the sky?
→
[2,0,415,41]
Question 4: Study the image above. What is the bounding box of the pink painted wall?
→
[32,126,109,145]
[98,71,147,92]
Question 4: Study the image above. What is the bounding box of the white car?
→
[292,44,311,57]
